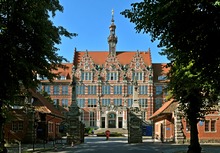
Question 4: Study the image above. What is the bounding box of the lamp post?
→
[30,98,35,152]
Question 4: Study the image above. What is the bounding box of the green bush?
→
[85,127,93,134]
[96,132,123,137]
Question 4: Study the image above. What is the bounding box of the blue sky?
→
[52,0,169,63]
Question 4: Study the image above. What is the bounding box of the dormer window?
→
[132,72,143,81]
[81,72,92,80]
[107,72,117,81]
[158,75,166,80]
[60,76,66,80]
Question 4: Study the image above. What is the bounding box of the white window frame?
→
[88,85,96,95]
[139,99,147,108]
[88,99,97,107]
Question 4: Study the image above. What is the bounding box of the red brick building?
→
[37,12,220,143]
[38,13,171,130]
[4,89,65,143]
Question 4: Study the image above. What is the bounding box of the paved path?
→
[7,137,220,153]
[57,137,220,153]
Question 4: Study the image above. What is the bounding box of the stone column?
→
[128,76,142,143]
[66,102,82,145]
[174,107,185,144]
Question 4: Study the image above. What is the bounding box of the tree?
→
[0,0,75,150]
[121,0,220,153]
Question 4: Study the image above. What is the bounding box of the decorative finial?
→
[111,9,114,23]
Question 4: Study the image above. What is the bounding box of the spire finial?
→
[111,9,114,23]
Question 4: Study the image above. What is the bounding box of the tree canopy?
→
[122,0,220,152]
[0,0,75,149]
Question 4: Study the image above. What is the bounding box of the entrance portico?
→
[97,105,127,129]
[108,112,116,128]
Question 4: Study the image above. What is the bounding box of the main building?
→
[39,12,169,130]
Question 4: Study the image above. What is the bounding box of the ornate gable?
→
[78,51,96,71]
[104,55,122,71]
[129,51,147,71]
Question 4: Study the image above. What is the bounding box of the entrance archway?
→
[108,112,116,128]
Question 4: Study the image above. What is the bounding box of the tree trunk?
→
[0,102,4,151]
[187,99,201,153]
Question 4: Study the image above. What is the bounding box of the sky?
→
[52,0,169,63]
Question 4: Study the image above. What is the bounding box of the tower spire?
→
[111,9,114,23]
[108,9,117,56]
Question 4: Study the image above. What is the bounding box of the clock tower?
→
[108,9,118,56]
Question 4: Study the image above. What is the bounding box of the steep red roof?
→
[52,63,73,79]
[74,51,152,66]
[149,100,178,120]
[29,89,64,118]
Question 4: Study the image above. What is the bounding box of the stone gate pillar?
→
[66,102,82,145]
[128,77,142,143]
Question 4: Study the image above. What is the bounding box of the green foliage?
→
[85,127,93,134]
[0,0,76,149]
[0,0,76,103]
[121,0,220,117]
[96,132,123,137]
[122,1,220,152]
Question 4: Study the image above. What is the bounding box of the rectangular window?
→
[142,111,146,120]
[205,120,210,132]
[53,85,59,95]
[211,120,216,132]
[139,99,147,108]
[127,85,133,95]
[37,84,42,92]
[12,121,23,131]
[88,85,96,95]
[102,85,110,94]
[44,85,50,94]
[107,72,117,80]
[114,86,122,94]
[60,75,66,80]
[114,99,122,106]
[88,99,97,107]
[158,75,166,80]
[77,99,85,108]
[85,72,92,80]
[133,72,143,80]
[62,85,68,95]
[61,99,68,108]
[139,85,148,95]
[102,99,110,106]
[89,112,95,126]
[81,72,92,80]
[127,99,133,107]
[53,99,59,106]
[155,98,163,110]
[48,122,53,133]
[156,86,163,95]
[76,85,85,95]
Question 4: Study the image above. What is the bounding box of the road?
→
[42,137,220,153]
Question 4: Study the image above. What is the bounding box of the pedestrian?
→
[105,130,110,140]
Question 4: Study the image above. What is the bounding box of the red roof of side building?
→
[29,89,64,118]
[149,100,178,120]
[74,51,152,66]
[53,63,73,79]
